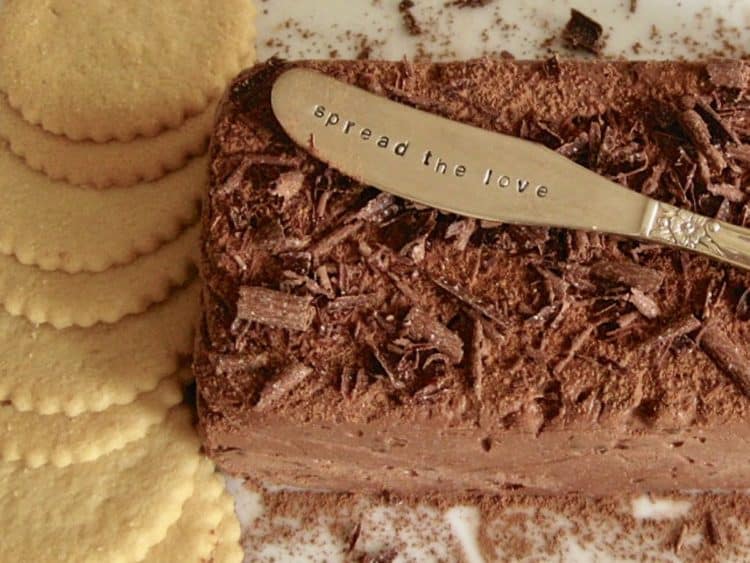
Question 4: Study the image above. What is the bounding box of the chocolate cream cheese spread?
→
[196,58,750,495]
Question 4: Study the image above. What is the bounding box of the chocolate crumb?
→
[398,0,422,36]
[699,324,750,398]
[446,0,494,7]
[629,0,637,13]
[562,9,605,55]
[237,286,316,332]
[363,549,399,563]
[543,54,562,78]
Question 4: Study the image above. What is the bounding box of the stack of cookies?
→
[0,1,255,560]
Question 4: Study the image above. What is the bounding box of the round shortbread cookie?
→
[0,142,205,273]
[211,495,244,563]
[0,222,199,329]
[0,372,184,468]
[0,280,199,416]
[0,407,200,563]
[145,459,226,563]
[0,93,215,188]
[0,0,256,141]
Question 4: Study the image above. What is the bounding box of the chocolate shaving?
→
[445,218,476,251]
[629,288,660,319]
[562,9,605,55]
[353,193,399,223]
[726,144,750,164]
[237,286,315,332]
[402,306,464,364]
[736,287,750,321]
[327,294,380,313]
[590,260,664,293]
[398,0,421,35]
[471,318,486,399]
[707,60,748,90]
[255,362,314,411]
[368,343,413,391]
[645,314,701,350]
[310,221,363,260]
[699,323,750,397]
[270,171,305,209]
[641,160,666,196]
[705,511,725,546]
[678,109,726,171]
[557,132,589,159]
[673,522,688,553]
[554,325,595,375]
[430,276,506,325]
[693,98,740,145]
[707,182,746,203]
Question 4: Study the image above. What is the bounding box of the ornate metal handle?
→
[642,201,750,271]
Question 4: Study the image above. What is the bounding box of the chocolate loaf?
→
[196,58,750,495]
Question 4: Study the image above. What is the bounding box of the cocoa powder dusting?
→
[242,483,750,562]
[197,59,750,501]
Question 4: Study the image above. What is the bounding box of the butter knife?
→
[271,67,750,271]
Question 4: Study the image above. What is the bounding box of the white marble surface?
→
[235,1,750,561]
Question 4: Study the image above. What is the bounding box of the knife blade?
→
[271,67,750,271]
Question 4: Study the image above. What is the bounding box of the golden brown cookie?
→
[0,93,214,188]
[0,0,256,141]
[0,280,199,416]
[0,407,200,563]
[0,373,184,468]
[0,143,205,273]
[145,458,227,562]
[211,494,244,563]
[0,222,198,328]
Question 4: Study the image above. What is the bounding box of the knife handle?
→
[640,200,750,270]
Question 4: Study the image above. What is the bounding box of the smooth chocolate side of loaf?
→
[197,58,750,495]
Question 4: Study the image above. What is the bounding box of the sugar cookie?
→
[0,0,256,141]
[0,407,200,563]
[145,458,226,563]
[0,222,199,328]
[0,143,205,273]
[211,496,244,563]
[0,280,199,416]
[0,372,184,468]
[0,94,214,188]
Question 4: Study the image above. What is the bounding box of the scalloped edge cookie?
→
[0,143,205,273]
[0,222,199,328]
[0,280,199,416]
[0,407,201,563]
[0,93,214,188]
[0,0,256,141]
[145,459,227,562]
[0,372,185,468]
[210,492,244,563]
